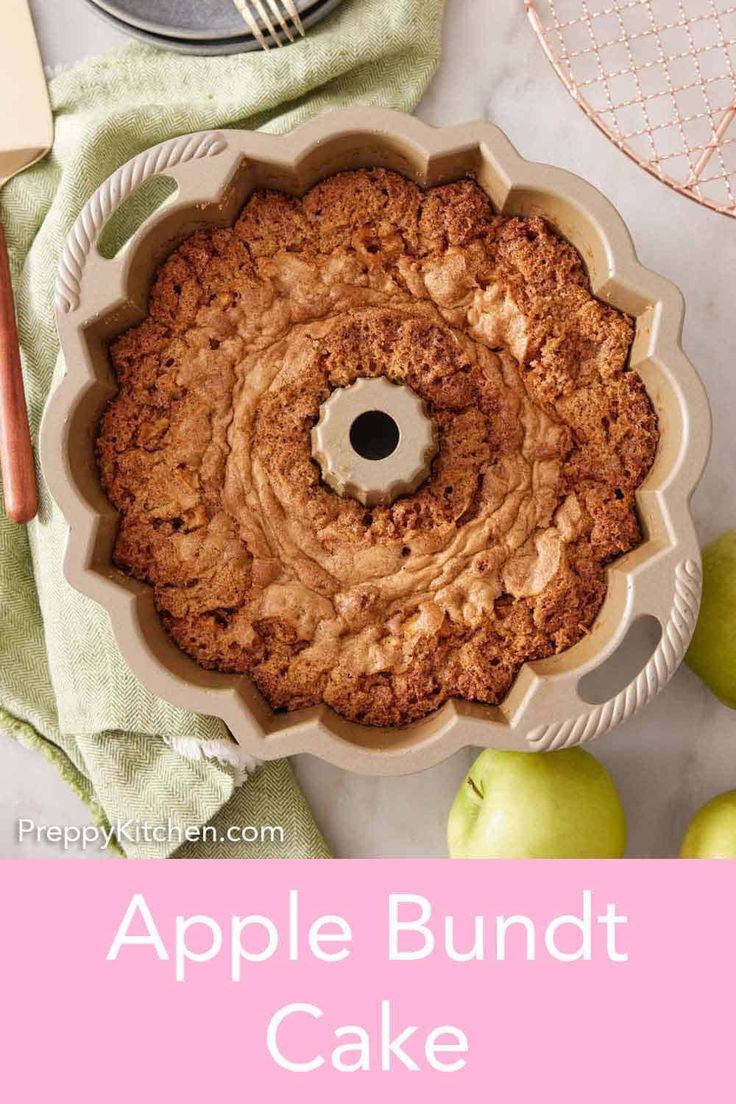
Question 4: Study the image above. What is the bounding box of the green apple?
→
[680,791,736,858]
[686,530,736,707]
[448,747,626,859]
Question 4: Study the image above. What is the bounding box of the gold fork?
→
[232,0,306,50]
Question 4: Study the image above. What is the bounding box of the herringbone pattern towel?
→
[0,0,445,858]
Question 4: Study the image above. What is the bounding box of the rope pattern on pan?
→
[55,131,228,313]
[526,558,702,751]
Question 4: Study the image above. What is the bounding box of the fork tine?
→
[251,0,283,47]
[279,0,306,37]
[264,0,294,42]
[232,0,271,49]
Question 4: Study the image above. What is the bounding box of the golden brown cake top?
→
[97,169,658,726]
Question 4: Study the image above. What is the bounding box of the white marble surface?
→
[2,0,735,858]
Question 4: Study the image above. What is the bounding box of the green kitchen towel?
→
[0,0,445,858]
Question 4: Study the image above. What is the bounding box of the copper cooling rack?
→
[526,0,736,216]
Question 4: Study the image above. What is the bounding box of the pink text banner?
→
[0,859,732,1101]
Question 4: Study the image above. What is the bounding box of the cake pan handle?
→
[522,550,702,752]
[55,130,229,316]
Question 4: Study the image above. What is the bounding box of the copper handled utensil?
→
[232,0,306,50]
[0,0,53,524]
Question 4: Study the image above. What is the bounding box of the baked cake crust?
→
[97,169,658,726]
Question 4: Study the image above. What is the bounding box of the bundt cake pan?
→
[41,108,711,775]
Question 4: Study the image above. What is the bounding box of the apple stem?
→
[467,776,484,801]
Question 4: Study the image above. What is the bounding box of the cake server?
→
[0,0,52,523]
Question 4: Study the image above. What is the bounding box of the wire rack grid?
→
[526,0,736,217]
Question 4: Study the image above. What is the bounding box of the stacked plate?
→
[84,0,346,53]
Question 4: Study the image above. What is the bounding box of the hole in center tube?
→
[349,410,400,461]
